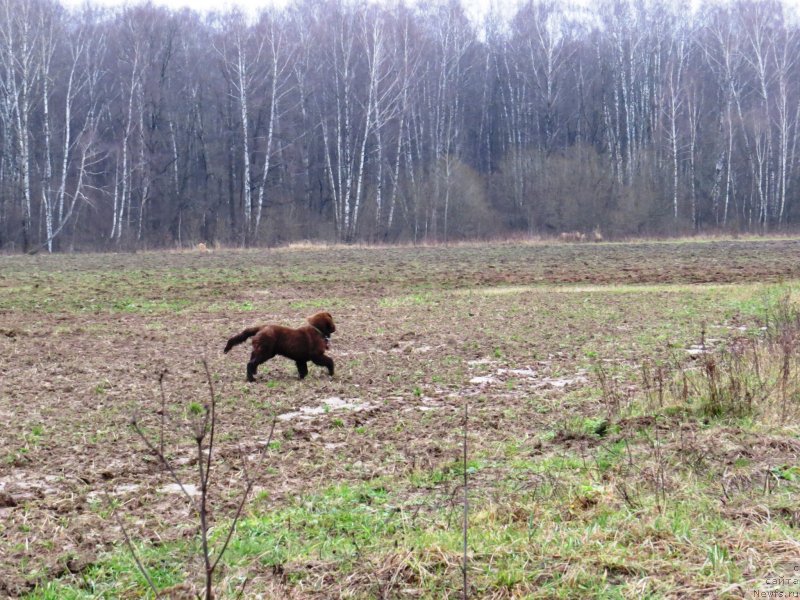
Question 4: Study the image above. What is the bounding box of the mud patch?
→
[3,241,800,596]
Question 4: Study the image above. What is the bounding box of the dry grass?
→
[2,240,800,598]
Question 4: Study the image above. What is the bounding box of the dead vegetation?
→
[1,241,800,598]
[115,361,277,598]
[632,293,800,423]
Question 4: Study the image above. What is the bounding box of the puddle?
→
[0,473,60,502]
[415,396,444,412]
[468,358,497,366]
[469,375,497,385]
[114,483,141,494]
[86,483,142,502]
[497,368,537,378]
[687,337,722,357]
[159,483,200,497]
[277,396,374,421]
[537,374,589,389]
[468,368,588,390]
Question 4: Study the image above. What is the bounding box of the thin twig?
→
[202,359,217,490]
[103,489,160,597]
[197,360,217,600]
[211,417,277,572]
[158,369,167,458]
[127,363,273,600]
[462,397,468,600]
[234,577,250,600]
[131,417,199,512]
[197,429,213,600]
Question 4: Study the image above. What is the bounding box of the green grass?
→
[7,241,800,598]
[27,539,188,599]
[724,283,799,319]
[19,435,800,599]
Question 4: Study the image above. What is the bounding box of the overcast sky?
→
[56,0,527,25]
[54,0,800,27]
[59,0,293,14]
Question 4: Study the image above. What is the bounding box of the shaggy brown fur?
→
[224,311,336,382]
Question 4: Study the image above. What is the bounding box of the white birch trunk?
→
[40,28,54,251]
[2,0,37,251]
[255,23,286,236]
[237,40,252,242]
[115,49,138,240]
[136,82,149,242]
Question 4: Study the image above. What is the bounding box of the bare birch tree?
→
[1,0,800,249]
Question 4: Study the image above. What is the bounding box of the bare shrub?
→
[639,295,800,422]
[110,361,276,599]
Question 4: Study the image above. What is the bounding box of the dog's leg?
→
[247,350,269,382]
[312,355,334,376]
[295,361,309,379]
[246,357,259,382]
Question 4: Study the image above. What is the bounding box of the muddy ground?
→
[2,238,800,598]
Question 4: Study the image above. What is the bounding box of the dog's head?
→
[307,311,336,337]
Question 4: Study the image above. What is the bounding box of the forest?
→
[1,0,799,251]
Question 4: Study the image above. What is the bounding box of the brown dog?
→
[224,311,336,382]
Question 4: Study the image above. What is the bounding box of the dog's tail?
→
[224,326,262,353]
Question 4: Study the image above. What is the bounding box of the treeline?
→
[1,0,799,251]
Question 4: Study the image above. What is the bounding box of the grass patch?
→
[27,539,188,599]
[31,476,782,598]
[6,241,800,598]
[632,294,800,424]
